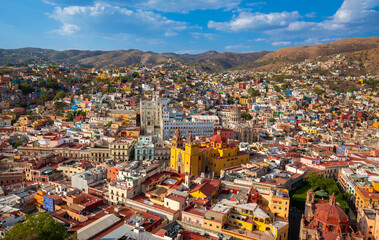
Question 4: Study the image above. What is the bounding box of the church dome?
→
[314,195,349,225]
[210,130,227,145]
[230,104,241,116]
[229,103,241,125]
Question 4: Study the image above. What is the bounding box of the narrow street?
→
[288,209,303,240]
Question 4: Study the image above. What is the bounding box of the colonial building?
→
[170,129,249,177]
[224,104,258,143]
[140,95,168,135]
[300,189,363,240]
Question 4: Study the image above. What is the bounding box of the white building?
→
[161,120,214,140]
[71,166,107,193]
[140,94,169,135]
[191,115,220,125]
[108,164,160,204]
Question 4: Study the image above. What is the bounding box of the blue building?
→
[43,195,56,212]
[134,136,154,161]
[336,143,346,156]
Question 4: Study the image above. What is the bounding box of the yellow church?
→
[170,129,249,177]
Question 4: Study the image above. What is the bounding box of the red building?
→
[300,189,363,240]
[214,128,234,140]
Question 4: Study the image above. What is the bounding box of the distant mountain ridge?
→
[1,37,379,72]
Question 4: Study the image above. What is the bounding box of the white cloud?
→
[138,0,242,12]
[271,41,291,46]
[208,11,300,32]
[175,49,207,54]
[43,0,243,12]
[48,2,188,37]
[267,0,379,39]
[190,32,215,40]
[225,44,252,50]
[209,0,379,43]
[55,23,80,35]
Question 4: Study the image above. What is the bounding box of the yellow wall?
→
[170,141,249,177]
[34,190,45,208]
[355,187,379,209]
[203,219,223,231]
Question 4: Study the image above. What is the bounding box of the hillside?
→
[0,37,378,71]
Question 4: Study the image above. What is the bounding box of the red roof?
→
[189,180,220,198]
[210,132,227,144]
[315,202,348,225]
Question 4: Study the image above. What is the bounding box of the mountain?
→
[189,51,270,72]
[239,37,379,71]
[0,37,379,71]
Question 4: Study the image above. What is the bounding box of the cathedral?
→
[170,129,249,177]
[225,103,259,143]
[299,189,363,240]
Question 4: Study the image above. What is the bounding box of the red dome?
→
[210,131,227,144]
[314,203,349,225]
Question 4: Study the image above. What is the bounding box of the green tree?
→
[273,75,284,83]
[132,72,140,78]
[65,111,74,121]
[54,101,66,111]
[5,212,72,240]
[241,112,253,120]
[247,88,260,97]
[54,90,66,100]
[307,172,321,189]
[269,118,276,123]
[46,117,54,125]
[12,142,23,148]
[107,121,113,127]
[19,83,34,95]
[313,87,325,95]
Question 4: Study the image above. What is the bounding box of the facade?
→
[57,159,90,179]
[355,184,379,210]
[161,119,214,140]
[140,96,168,135]
[224,104,258,143]
[170,129,250,176]
[71,166,107,193]
[300,189,363,240]
[134,136,154,161]
[108,164,160,205]
[357,207,379,240]
[109,138,135,162]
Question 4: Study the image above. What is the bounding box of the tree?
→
[307,172,321,189]
[269,118,276,123]
[46,117,54,125]
[19,83,34,95]
[132,72,140,78]
[65,111,74,121]
[313,87,325,95]
[273,75,284,83]
[54,101,66,111]
[12,142,23,148]
[107,121,113,127]
[247,88,260,97]
[241,112,253,120]
[54,90,66,100]
[5,212,72,240]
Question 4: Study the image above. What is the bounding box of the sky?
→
[0,0,378,53]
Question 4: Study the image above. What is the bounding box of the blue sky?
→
[0,0,378,53]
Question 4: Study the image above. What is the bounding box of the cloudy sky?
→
[0,0,378,53]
